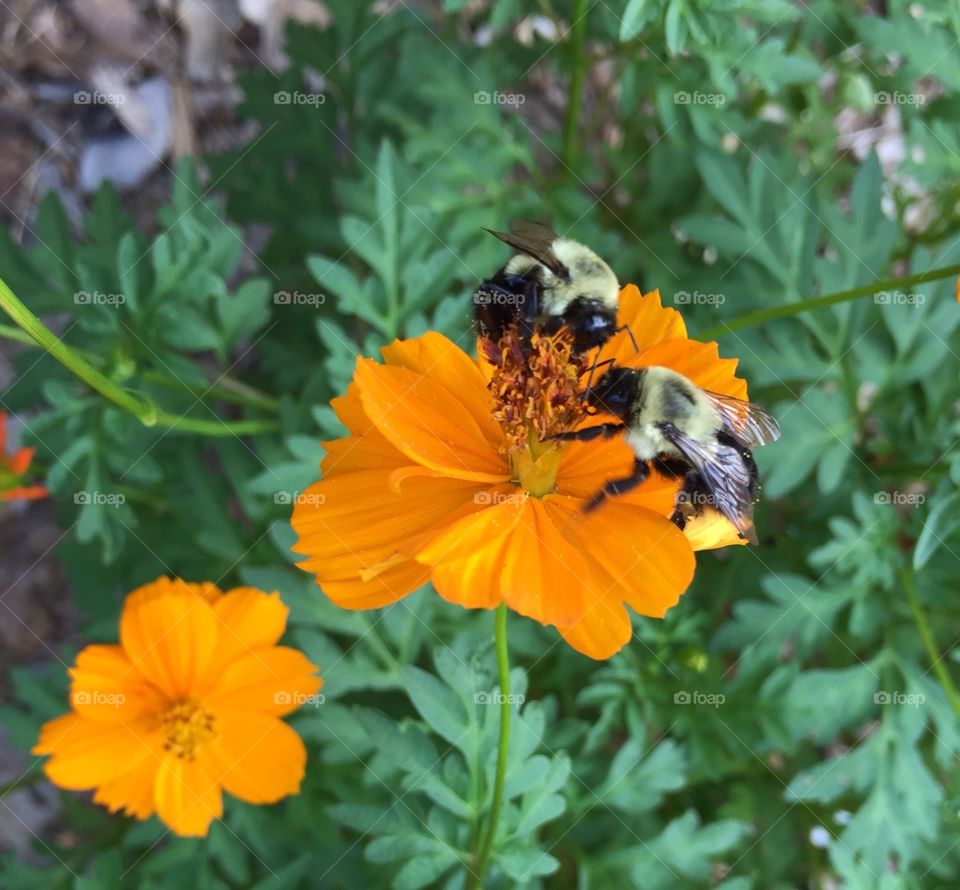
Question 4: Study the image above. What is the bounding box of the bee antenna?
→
[583,357,616,399]
[614,323,640,353]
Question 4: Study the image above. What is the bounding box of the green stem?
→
[901,566,960,720]
[0,276,279,437]
[469,604,512,890]
[698,262,960,340]
[561,0,590,169]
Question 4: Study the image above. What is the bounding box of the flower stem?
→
[561,0,590,169]
[469,604,511,890]
[0,276,278,437]
[901,566,960,720]
[698,262,960,340]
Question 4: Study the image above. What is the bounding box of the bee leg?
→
[670,469,709,528]
[546,422,625,443]
[584,458,650,513]
[613,323,640,353]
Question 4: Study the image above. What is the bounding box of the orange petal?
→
[380,332,502,450]
[93,754,162,820]
[1,485,48,501]
[557,439,679,516]
[683,510,748,551]
[205,647,322,715]
[355,359,508,483]
[207,710,307,804]
[636,338,748,399]
[211,588,289,665]
[417,493,591,627]
[292,468,487,608]
[69,644,167,722]
[119,578,220,698]
[9,446,34,475]
[154,756,222,837]
[596,286,688,368]
[34,713,160,790]
[546,497,696,658]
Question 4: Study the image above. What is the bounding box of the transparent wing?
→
[704,391,781,448]
[659,424,757,543]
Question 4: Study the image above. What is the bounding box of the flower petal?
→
[635,338,748,399]
[207,710,307,804]
[355,358,508,482]
[597,286,688,368]
[34,713,160,790]
[93,754,162,820]
[417,493,591,626]
[211,588,289,665]
[206,647,322,715]
[154,756,222,837]
[120,578,220,698]
[69,644,167,722]
[683,510,748,551]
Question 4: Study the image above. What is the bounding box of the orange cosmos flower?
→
[33,577,322,837]
[0,412,46,501]
[292,286,748,660]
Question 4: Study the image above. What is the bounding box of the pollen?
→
[161,698,218,761]
[485,324,587,453]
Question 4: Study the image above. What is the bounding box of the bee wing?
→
[484,220,570,281]
[703,391,781,448]
[658,424,758,543]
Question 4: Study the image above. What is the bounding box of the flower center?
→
[484,324,587,497]
[161,698,217,761]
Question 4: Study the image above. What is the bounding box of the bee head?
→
[586,367,638,419]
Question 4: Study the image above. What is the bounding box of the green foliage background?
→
[3,0,960,887]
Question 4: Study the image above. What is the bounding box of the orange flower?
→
[292,287,747,660]
[33,577,322,837]
[0,412,46,501]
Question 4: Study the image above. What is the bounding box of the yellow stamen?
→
[161,698,217,761]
